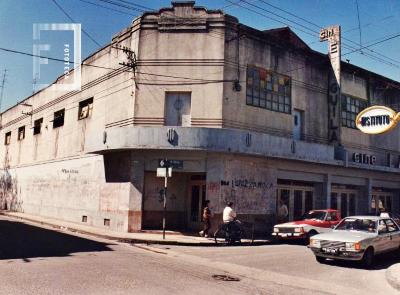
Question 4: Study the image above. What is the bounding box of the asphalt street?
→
[0,215,398,295]
[153,243,400,295]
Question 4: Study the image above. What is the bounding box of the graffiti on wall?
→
[218,161,277,214]
[220,179,273,190]
[61,168,79,174]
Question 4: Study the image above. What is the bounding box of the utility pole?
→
[118,45,138,89]
[118,45,137,75]
[0,69,8,129]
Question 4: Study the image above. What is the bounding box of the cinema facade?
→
[1,1,400,234]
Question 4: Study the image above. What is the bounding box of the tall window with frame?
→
[53,109,65,128]
[246,65,291,114]
[18,126,25,141]
[33,118,43,135]
[341,94,367,128]
[4,131,11,145]
[78,97,93,120]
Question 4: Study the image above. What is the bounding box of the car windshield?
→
[335,218,377,233]
[301,211,326,220]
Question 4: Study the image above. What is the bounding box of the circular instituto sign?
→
[355,106,400,134]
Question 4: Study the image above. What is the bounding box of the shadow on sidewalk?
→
[0,219,112,261]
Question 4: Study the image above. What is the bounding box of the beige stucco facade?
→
[1,1,400,233]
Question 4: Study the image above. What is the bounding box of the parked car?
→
[309,215,400,267]
[272,209,341,243]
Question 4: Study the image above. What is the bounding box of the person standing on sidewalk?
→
[277,200,288,223]
[199,200,211,238]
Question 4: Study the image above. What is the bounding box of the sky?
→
[0,0,399,111]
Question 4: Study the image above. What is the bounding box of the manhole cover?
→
[212,274,240,282]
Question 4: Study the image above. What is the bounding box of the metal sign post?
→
[163,171,167,240]
[157,159,172,240]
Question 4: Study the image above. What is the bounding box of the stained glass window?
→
[246,65,291,114]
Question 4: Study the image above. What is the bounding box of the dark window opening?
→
[4,131,11,145]
[104,219,110,226]
[18,126,25,141]
[78,97,93,120]
[191,186,200,222]
[82,215,87,223]
[293,190,303,220]
[33,118,43,135]
[53,109,65,128]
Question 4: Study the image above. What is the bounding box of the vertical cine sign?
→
[320,25,341,144]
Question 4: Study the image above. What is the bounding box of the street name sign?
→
[157,167,172,177]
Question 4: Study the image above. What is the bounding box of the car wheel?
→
[362,248,374,268]
[315,256,326,264]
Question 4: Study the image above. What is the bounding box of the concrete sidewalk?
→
[0,211,270,246]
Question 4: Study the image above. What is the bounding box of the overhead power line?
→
[234,0,400,68]
[75,0,137,16]
[255,0,400,64]
[343,33,400,57]
[0,47,118,71]
[95,0,147,12]
[0,47,235,84]
[51,0,102,48]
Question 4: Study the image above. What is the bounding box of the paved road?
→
[151,242,399,295]
[0,215,398,294]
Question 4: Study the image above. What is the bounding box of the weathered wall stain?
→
[207,181,220,193]
[0,169,22,212]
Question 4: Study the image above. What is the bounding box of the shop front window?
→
[331,192,338,210]
[371,194,392,213]
[305,191,313,213]
[293,190,303,220]
[349,194,356,216]
[341,193,348,217]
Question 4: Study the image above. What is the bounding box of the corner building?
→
[1,1,400,233]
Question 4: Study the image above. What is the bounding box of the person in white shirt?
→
[223,202,236,223]
[222,201,242,236]
[277,200,289,223]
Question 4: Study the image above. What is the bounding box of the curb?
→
[386,264,400,292]
[0,212,270,247]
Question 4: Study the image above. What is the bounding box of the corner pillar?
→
[128,155,145,231]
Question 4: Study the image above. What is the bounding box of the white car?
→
[309,215,400,267]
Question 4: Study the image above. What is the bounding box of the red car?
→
[272,209,341,242]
